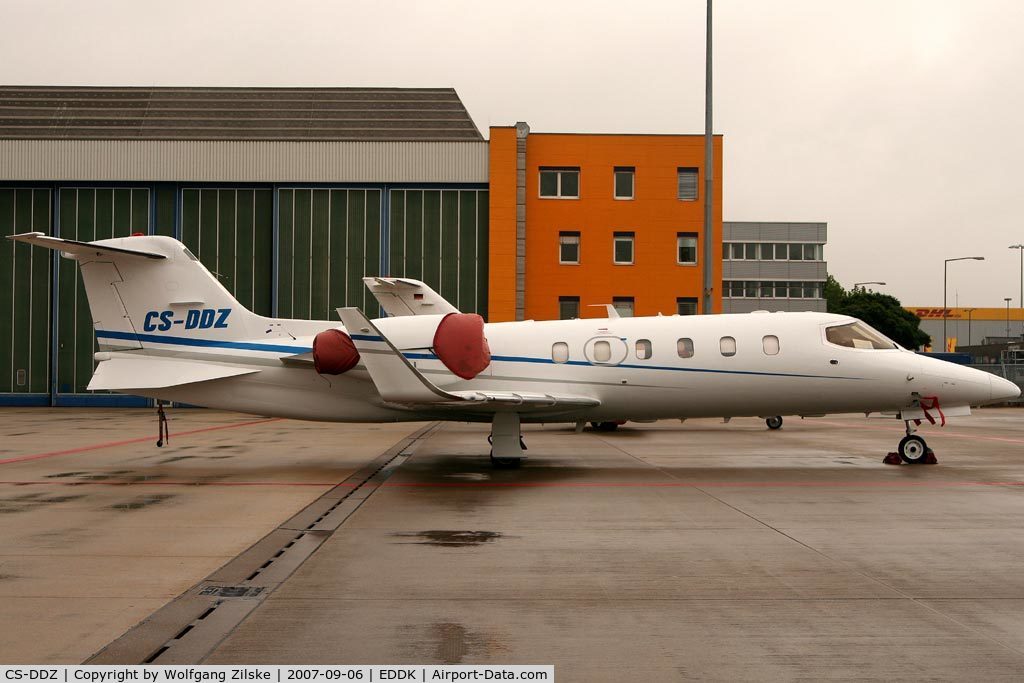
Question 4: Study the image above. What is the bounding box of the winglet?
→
[336,307,457,403]
[362,277,459,317]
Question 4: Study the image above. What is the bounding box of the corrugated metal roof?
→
[0,86,483,142]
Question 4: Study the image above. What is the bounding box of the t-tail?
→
[6,232,278,351]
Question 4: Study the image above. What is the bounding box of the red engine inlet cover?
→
[312,329,360,375]
[432,313,491,380]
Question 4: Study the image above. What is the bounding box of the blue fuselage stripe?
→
[95,330,310,354]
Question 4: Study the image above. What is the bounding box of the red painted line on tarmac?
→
[0,417,283,466]
[810,419,1024,445]
[1,478,1022,490]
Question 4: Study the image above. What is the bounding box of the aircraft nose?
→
[990,374,1021,402]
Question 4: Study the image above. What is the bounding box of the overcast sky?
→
[2,0,1022,307]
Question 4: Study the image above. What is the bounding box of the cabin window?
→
[593,340,612,363]
[825,322,897,350]
[720,336,737,357]
[552,342,569,363]
[763,335,780,355]
[677,338,694,358]
[636,339,652,360]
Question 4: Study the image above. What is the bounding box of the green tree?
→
[826,277,931,349]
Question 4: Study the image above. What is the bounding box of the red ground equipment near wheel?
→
[312,329,360,375]
[432,313,491,380]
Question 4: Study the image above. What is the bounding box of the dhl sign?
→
[906,306,1024,321]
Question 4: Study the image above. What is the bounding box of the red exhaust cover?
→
[432,313,491,380]
[312,329,360,375]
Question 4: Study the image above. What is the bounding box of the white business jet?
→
[9,232,1019,467]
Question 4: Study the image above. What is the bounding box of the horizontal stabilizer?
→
[88,355,259,391]
[7,232,166,260]
[363,277,459,317]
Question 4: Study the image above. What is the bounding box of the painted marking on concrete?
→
[2,479,1024,489]
[0,418,282,466]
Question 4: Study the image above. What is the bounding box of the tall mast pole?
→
[702,0,714,314]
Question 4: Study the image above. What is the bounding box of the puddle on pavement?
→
[109,493,175,511]
[400,622,508,664]
[0,493,87,514]
[393,530,503,547]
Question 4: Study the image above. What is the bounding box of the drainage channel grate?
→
[85,422,440,665]
[198,586,265,598]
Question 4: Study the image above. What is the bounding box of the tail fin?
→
[8,232,264,349]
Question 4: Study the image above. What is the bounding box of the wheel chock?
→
[882,449,938,465]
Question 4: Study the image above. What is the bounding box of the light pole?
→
[1006,297,1013,339]
[1010,244,1024,336]
[853,281,886,290]
[944,257,985,352]
[964,308,976,346]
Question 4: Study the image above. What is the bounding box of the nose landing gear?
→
[885,420,937,465]
[765,416,784,430]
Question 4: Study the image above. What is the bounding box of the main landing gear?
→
[885,420,937,465]
[489,412,526,468]
[765,416,784,430]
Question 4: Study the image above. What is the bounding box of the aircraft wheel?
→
[490,456,522,469]
[591,421,619,432]
[766,416,784,430]
[898,435,928,464]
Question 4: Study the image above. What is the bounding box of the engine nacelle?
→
[312,329,360,375]
[432,312,491,380]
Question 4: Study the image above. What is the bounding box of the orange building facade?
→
[488,124,722,322]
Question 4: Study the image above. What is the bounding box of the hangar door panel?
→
[57,187,149,396]
[389,189,488,318]
[0,188,52,396]
[180,188,274,317]
[277,188,381,320]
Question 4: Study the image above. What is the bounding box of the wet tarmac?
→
[3,408,1024,679]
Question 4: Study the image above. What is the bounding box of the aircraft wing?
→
[335,307,599,413]
[89,354,259,391]
[363,277,459,317]
[8,232,167,260]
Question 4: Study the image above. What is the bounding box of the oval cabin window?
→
[636,339,652,360]
[763,335,780,355]
[677,338,694,358]
[552,342,569,364]
[720,336,737,357]
[593,340,612,363]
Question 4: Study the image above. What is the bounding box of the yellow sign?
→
[906,307,1024,321]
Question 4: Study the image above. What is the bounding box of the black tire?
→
[490,456,522,469]
[898,435,928,464]
[766,416,783,430]
[594,421,619,432]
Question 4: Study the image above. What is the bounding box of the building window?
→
[677,233,698,265]
[636,339,652,360]
[612,296,634,317]
[539,167,580,198]
[614,166,634,199]
[677,167,699,201]
[613,232,634,264]
[676,297,698,315]
[559,231,580,264]
[552,342,569,363]
[763,335,780,355]
[559,296,580,320]
[722,280,824,299]
[677,338,695,358]
[720,336,737,357]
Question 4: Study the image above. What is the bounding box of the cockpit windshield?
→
[825,321,899,350]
